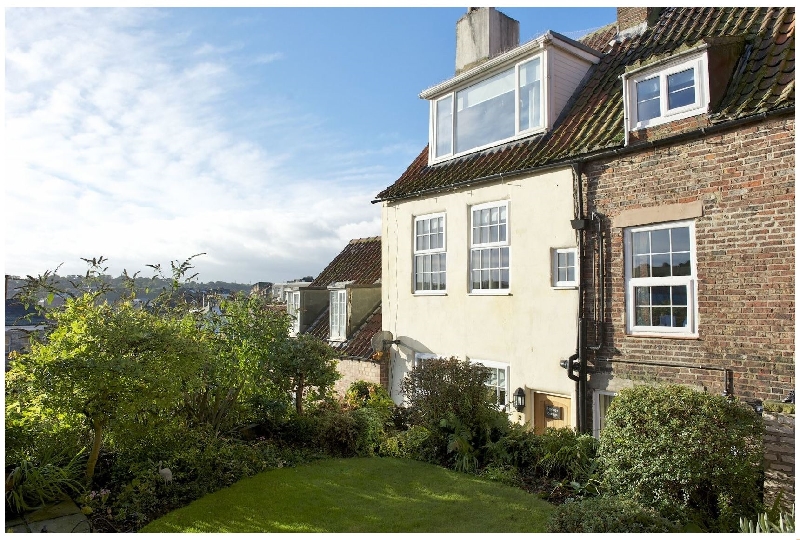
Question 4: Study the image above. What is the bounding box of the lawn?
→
[141,457,554,533]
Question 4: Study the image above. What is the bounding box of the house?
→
[286,237,386,395]
[5,299,47,370]
[374,7,793,501]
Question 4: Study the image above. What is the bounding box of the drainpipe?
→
[569,162,588,434]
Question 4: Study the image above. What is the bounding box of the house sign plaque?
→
[544,405,562,420]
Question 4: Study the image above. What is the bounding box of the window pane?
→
[519,57,542,131]
[431,254,439,272]
[632,231,650,256]
[673,307,688,327]
[500,247,509,267]
[423,273,431,289]
[439,253,447,271]
[481,208,490,225]
[423,256,430,273]
[480,226,489,244]
[558,267,567,282]
[500,269,509,289]
[672,285,687,306]
[636,306,651,326]
[633,255,650,278]
[490,225,499,243]
[636,77,660,121]
[481,270,490,289]
[566,266,575,282]
[672,252,691,276]
[651,229,670,253]
[435,95,453,157]
[422,235,430,251]
[490,269,499,288]
[652,307,672,326]
[667,69,695,109]
[498,224,507,242]
[490,248,499,268]
[455,68,515,153]
[652,254,671,277]
[671,227,691,252]
[635,286,650,307]
[652,286,671,305]
[472,270,481,290]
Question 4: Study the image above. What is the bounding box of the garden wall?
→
[333,357,388,396]
[763,411,795,507]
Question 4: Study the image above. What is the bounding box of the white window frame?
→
[469,200,511,294]
[413,212,447,295]
[413,352,440,370]
[471,358,510,412]
[592,390,617,438]
[626,52,709,131]
[287,290,301,336]
[431,52,546,163]
[624,220,698,337]
[329,289,347,341]
[552,247,579,288]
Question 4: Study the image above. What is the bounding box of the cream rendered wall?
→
[381,166,579,427]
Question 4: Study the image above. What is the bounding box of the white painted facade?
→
[381,167,580,430]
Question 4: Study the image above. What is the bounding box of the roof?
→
[307,305,382,360]
[310,237,382,287]
[376,7,795,202]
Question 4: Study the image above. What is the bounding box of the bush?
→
[547,495,679,533]
[378,426,435,462]
[400,357,510,468]
[5,450,85,515]
[350,407,386,456]
[599,384,764,532]
[344,381,394,418]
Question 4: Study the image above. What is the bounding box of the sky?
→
[4,6,618,284]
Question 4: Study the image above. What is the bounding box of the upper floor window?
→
[414,213,446,293]
[329,289,347,341]
[470,201,510,293]
[626,52,709,131]
[552,247,578,288]
[287,291,301,335]
[624,220,697,336]
[433,55,543,161]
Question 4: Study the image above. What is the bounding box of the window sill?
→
[468,291,512,296]
[413,291,447,296]
[552,285,578,290]
[626,332,699,340]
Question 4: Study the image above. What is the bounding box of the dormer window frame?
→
[624,51,710,134]
[429,50,547,164]
[329,287,348,342]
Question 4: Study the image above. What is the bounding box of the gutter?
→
[371,106,793,205]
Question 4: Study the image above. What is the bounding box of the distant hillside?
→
[5,274,253,302]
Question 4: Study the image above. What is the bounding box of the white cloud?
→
[5,8,396,283]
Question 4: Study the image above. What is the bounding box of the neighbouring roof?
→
[307,305,383,360]
[5,300,47,327]
[310,237,382,288]
[375,7,795,202]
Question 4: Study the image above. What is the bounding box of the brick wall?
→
[763,412,795,507]
[582,112,795,499]
[333,357,388,396]
[583,114,794,401]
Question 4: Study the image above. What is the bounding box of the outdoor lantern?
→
[513,388,526,412]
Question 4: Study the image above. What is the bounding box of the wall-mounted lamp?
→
[513,388,526,412]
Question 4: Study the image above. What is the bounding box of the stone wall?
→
[763,412,795,507]
[333,357,388,396]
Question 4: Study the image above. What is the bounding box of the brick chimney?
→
[455,7,520,75]
[617,7,663,34]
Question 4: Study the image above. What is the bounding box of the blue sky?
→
[5,6,617,284]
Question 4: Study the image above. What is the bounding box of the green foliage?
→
[401,357,510,468]
[344,381,394,421]
[740,506,795,533]
[599,384,764,532]
[5,450,86,515]
[274,333,340,414]
[378,426,434,461]
[547,495,679,533]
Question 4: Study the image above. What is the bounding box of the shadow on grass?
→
[142,457,553,533]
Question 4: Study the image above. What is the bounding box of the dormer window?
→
[626,52,709,131]
[329,289,347,341]
[433,55,543,160]
[287,290,301,336]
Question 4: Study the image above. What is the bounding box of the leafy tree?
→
[273,333,340,414]
[12,294,208,480]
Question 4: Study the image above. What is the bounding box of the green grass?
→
[141,457,553,533]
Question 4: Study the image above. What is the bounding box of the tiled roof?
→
[376,7,794,202]
[307,305,383,360]
[310,237,381,287]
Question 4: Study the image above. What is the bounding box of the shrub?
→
[401,357,510,468]
[5,450,85,515]
[599,384,764,532]
[547,495,679,533]
[378,426,434,461]
[350,407,386,456]
[344,381,394,418]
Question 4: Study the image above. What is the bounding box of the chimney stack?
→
[455,7,519,75]
[617,7,663,35]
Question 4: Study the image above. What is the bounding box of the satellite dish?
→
[370,330,395,353]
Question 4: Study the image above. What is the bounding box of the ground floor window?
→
[471,359,509,411]
[593,390,617,438]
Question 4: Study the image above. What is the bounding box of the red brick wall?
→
[583,113,795,402]
[763,412,795,507]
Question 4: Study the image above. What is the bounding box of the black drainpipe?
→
[568,162,588,434]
